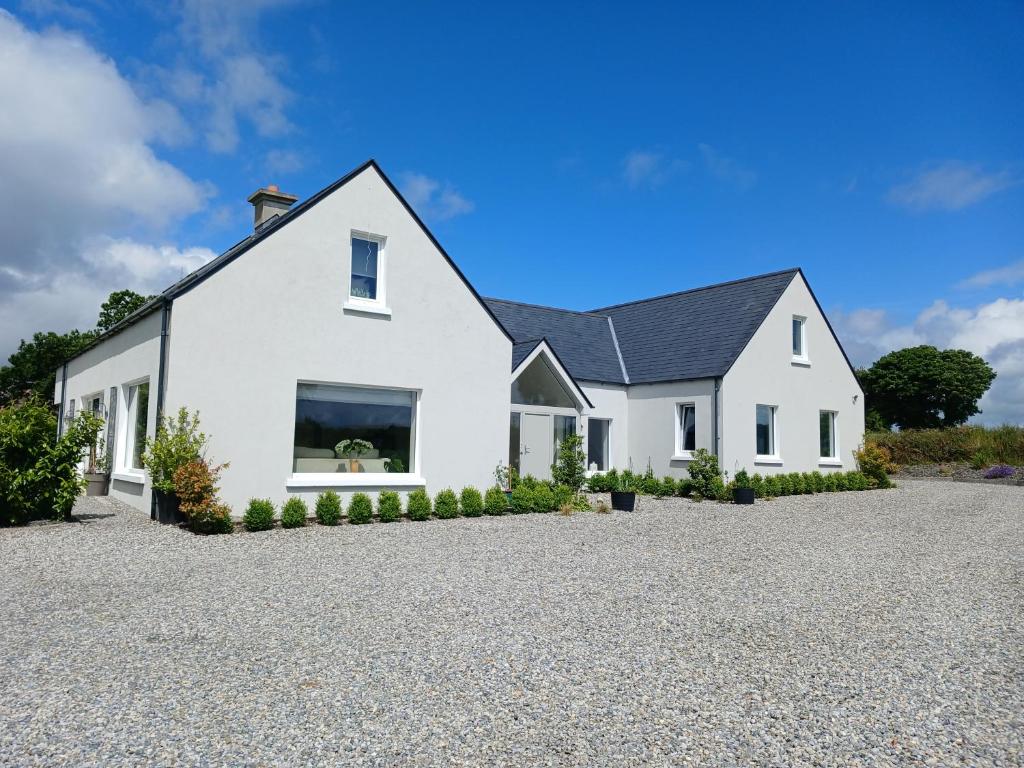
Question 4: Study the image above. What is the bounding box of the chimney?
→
[247,184,298,230]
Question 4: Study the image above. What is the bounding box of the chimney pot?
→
[247,185,298,230]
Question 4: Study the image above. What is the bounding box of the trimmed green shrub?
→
[510,484,532,514]
[484,486,507,516]
[407,489,432,521]
[551,432,586,492]
[378,490,401,523]
[347,492,373,524]
[280,497,308,528]
[855,443,894,488]
[434,488,459,519]
[749,473,765,498]
[315,490,342,525]
[676,478,694,497]
[810,471,826,493]
[655,476,677,498]
[519,474,542,489]
[687,449,723,499]
[531,484,555,513]
[788,473,804,495]
[823,472,838,492]
[459,487,484,517]
[775,475,792,496]
[552,484,573,509]
[586,469,618,493]
[244,498,275,531]
[193,503,234,534]
[801,473,816,493]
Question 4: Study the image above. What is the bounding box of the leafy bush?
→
[407,489,432,521]
[823,472,838,492]
[551,432,586,492]
[519,474,542,490]
[172,459,231,534]
[531,484,555,513]
[0,399,103,525]
[749,473,765,498]
[378,490,401,522]
[348,493,373,524]
[280,497,308,528]
[855,443,895,488]
[734,469,751,489]
[141,407,207,494]
[775,474,792,496]
[459,487,484,517]
[969,450,994,470]
[676,478,694,497]
[656,476,677,498]
[434,488,459,519]
[867,425,1024,466]
[552,484,573,509]
[801,473,816,493]
[586,469,618,493]
[315,490,342,525]
[984,464,1016,479]
[244,498,275,531]
[484,486,507,516]
[687,449,723,499]
[510,484,532,514]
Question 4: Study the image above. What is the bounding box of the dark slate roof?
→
[595,269,799,383]
[511,340,542,371]
[484,299,628,384]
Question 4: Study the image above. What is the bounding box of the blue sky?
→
[1,1,1022,421]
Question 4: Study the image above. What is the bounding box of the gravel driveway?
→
[1,480,1021,766]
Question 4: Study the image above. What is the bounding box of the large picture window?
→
[587,418,610,471]
[125,381,149,470]
[294,383,415,474]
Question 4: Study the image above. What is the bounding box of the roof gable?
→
[596,269,799,383]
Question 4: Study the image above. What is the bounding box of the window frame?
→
[115,378,150,481]
[755,403,781,464]
[286,380,423,488]
[819,409,841,465]
[344,230,390,316]
[673,402,697,459]
[586,417,611,473]
[792,315,809,365]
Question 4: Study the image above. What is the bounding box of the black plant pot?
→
[611,491,636,512]
[154,490,187,525]
[733,487,756,505]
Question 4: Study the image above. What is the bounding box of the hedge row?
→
[867,425,1024,467]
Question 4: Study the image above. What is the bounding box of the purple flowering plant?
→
[983,464,1016,479]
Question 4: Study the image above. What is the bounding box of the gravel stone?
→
[1,480,1022,766]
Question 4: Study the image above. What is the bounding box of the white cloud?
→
[959,259,1024,289]
[622,150,687,189]
[698,143,756,190]
[0,11,214,359]
[170,0,297,154]
[264,148,305,175]
[833,297,1024,425]
[399,172,474,221]
[887,161,1017,212]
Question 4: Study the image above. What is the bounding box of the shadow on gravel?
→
[71,513,117,523]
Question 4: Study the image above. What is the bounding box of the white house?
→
[55,160,864,517]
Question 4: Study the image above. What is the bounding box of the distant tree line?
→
[0,289,152,407]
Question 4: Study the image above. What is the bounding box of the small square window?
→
[350,234,384,304]
[792,316,807,360]
[820,410,837,459]
[677,403,696,454]
[756,404,777,457]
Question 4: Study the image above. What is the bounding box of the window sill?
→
[670,452,695,461]
[343,301,391,318]
[111,471,145,485]
[818,459,843,467]
[286,473,425,489]
[754,456,783,466]
[791,357,811,367]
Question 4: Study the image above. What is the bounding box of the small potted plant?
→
[494,461,518,502]
[733,469,755,505]
[335,438,374,472]
[84,437,110,496]
[611,472,637,512]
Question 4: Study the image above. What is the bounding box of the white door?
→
[520,413,552,480]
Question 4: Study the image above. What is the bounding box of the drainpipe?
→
[149,299,171,521]
[57,362,68,438]
[712,377,721,461]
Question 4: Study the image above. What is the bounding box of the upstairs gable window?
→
[349,233,386,306]
[792,315,808,363]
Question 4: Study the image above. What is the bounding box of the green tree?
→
[97,289,153,332]
[0,329,97,405]
[551,431,586,492]
[861,346,996,429]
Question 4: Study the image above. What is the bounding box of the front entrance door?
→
[520,413,552,480]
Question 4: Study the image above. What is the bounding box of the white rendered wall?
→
[164,164,512,513]
[720,274,864,476]
[54,311,162,514]
[625,379,717,478]
[579,382,629,471]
